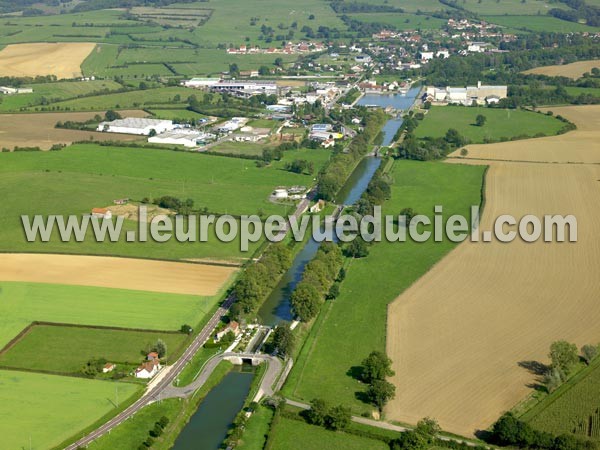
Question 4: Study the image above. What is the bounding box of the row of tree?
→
[317,109,387,201]
[544,340,598,393]
[290,242,344,322]
[232,244,293,317]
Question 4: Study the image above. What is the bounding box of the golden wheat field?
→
[0,110,147,150]
[386,105,600,437]
[451,105,600,164]
[0,253,237,296]
[523,60,600,79]
[0,43,96,79]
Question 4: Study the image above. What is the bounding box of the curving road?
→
[64,295,235,450]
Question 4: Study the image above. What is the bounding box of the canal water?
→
[357,85,421,147]
[171,366,255,450]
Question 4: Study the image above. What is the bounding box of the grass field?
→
[0,324,189,373]
[0,370,140,450]
[523,60,600,79]
[0,281,220,350]
[237,404,274,450]
[483,15,600,32]
[0,143,329,260]
[387,105,600,436]
[0,80,122,112]
[459,0,567,15]
[565,86,600,97]
[522,355,600,439]
[348,12,445,30]
[266,417,389,450]
[47,86,191,111]
[0,42,95,78]
[284,160,486,416]
[415,106,565,143]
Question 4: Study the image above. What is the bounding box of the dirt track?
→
[0,43,96,79]
[523,60,600,79]
[0,253,236,296]
[386,106,600,437]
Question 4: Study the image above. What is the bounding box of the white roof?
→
[104,118,173,129]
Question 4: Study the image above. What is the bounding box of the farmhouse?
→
[97,118,176,136]
[215,321,241,342]
[423,81,507,106]
[91,208,112,219]
[148,130,214,148]
[102,363,115,373]
[134,358,161,379]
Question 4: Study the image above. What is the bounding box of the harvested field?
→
[0,110,147,150]
[523,60,600,79]
[448,105,600,164]
[0,253,236,296]
[0,43,96,79]
[387,105,600,437]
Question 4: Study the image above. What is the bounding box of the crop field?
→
[0,324,189,373]
[451,105,600,163]
[523,356,600,439]
[0,110,147,150]
[0,280,220,350]
[484,14,600,32]
[0,42,95,78]
[0,79,122,113]
[348,12,446,30]
[0,370,141,450]
[387,106,600,436]
[0,143,329,261]
[415,106,565,143]
[267,417,389,450]
[284,161,486,415]
[0,253,236,296]
[523,60,600,79]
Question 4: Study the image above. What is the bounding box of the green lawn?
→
[267,417,389,450]
[0,370,140,450]
[565,86,600,98]
[459,0,568,15]
[0,324,190,374]
[0,281,219,350]
[237,404,274,450]
[0,143,329,260]
[176,346,221,386]
[415,106,565,143]
[522,356,600,439]
[284,160,486,414]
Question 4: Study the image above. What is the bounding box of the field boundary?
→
[0,250,242,268]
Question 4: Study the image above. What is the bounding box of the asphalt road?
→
[64,295,235,450]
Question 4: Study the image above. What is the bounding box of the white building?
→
[0,86,33,94]
[97,118,176,136]
[183,77,221,88]
[420,51,434,61]
[216,117,248,133]
[148,130,215,148]
[209,80,277,96]
[467,42,491,53]
[424,82,507,106]
[134,359,161,379]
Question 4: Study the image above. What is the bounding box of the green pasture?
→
[267,417,389,450]
[483,15,600,32]
[0,324,190,373]
[0,370,140,450]
[0,281,219,350]
[284,160,486,414]
[0,143,329,260]
[348,12,445,30]
[415,106,566,143]
[0,80,122,112]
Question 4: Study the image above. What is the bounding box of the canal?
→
[170,84,422,449]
